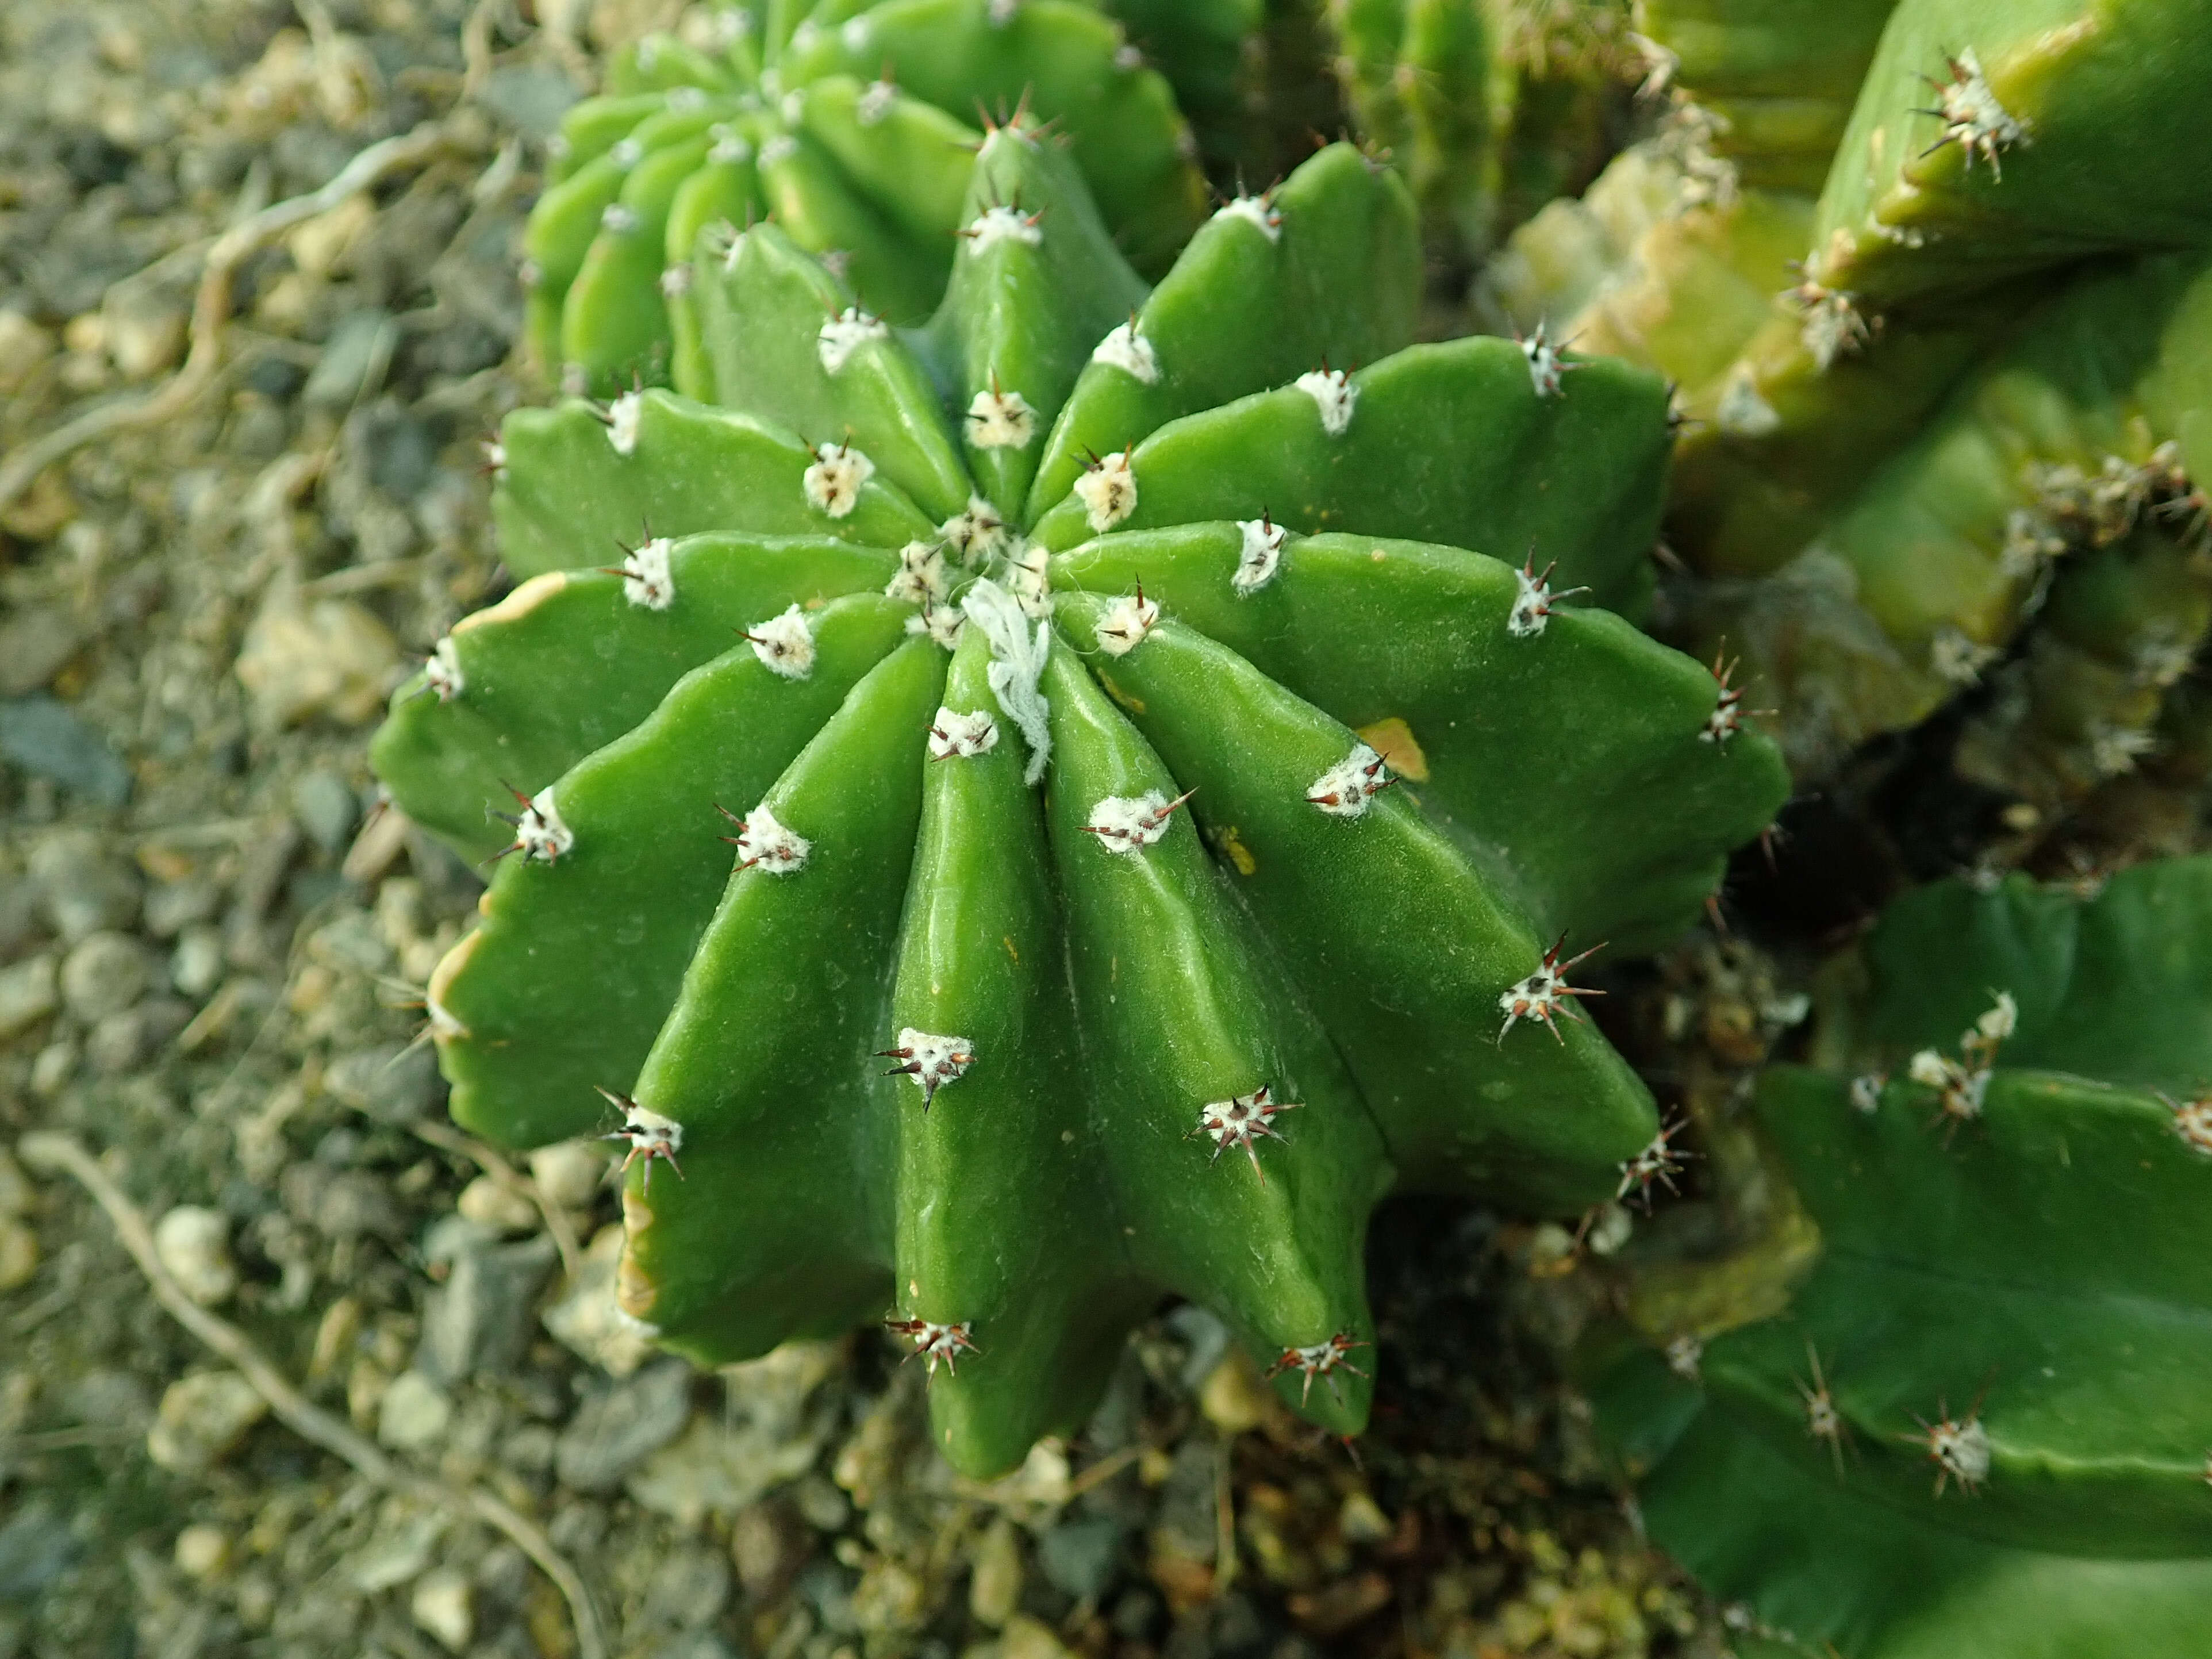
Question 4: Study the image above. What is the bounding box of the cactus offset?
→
[525,0,1212,397]
[374,137,1787,1475]
[1593,856,2212,1657]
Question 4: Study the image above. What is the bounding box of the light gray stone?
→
[26,832,139,943]
[147,1372,267,1473]
[59,930,151,1022]
[416,1234,557,1385]
[556,1360,692,1492]
[0,954,57,1040]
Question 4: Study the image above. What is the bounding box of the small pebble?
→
[154,1205,237,1306]
[60,930,152,1022]
[455,1173,539,1234]
[29,1040,76,1097]
[410,1568,474,1653]
[173,1524,231,1580]
[0,696,132,806]
[0,1218,37,1292]
[969,1516,1024,1628]
[377,1370,453,1451]
[0,309,55,395]
[0,954,59,1039]
[27,832,140,940]
[291,767,359,854]
[0,1150,30,1216]
[233,590,402,729]
[171,925,225,998]
[147,1372,267,1474]
[527,1140,605,1210]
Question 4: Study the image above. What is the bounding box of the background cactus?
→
[524,0,1219,397]
[1481,0,2212,817]
[373,133,1788,1476]
[1589,855,2212,1657]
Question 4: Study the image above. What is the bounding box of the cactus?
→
[1591,855,2212,1657]
[372,134,1788,1475]
[1324,0,1639,263]
[1482,0,2212,820]
[523,0,1218,397]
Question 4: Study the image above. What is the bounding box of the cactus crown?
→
[377,134,1787,1475]
[525,0,1210,398]
[1595,856,2212,1657]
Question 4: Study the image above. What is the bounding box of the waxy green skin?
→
[525,0,1209,397]
[1594,857,2212,1658]
[376,138,1788,1474]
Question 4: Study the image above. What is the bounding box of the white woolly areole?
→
[747,603,816,678]
[966,385,1037,449]
[803,443,874,517]
[890,1028,974,1101]
[779,90,805,125]
[908,605,966,649]
[1849,1073,1884,1114]
[2172,1096,2212,1154]
[1074,451,1137,531]
[609,139,643,170]
[732,802,810,873]
[940,494,1010,566]
[665,85,707,113]
[1507,560,1587,638]
[964,577,1052,785]
[987,0,1019,25]
[601,202,640,237]
[1930,627,1999,686]
[1232,518,1285,594]
[1216,194,1281,242]
[605,391,645,456]
[886,541,950,608]
[708,128,752,166]
[516,786,574,863]
[963,205,1043,254]
[1084,791,1181,855]
[1933,47,2030,173]
[817,307,888,374]
[658,264,692,299]
[840,16,871,51]
[1007,542,1051,619]
[1665,1335,1703,1382]
[426,636,464,700]
[855,76,896,125]
[759,133,799,168]
[1094,589,1159,655]
[617,1101,683,1151]
[618,536,676,610]
[1295,369,1357,436]
[1307,742,1389,817]
[928,707,1000,760]
[1092,321,1160,384]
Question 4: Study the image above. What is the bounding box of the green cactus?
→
[1591,855,2212,1657]
[523,0,1218,398]
[1483,0,2212,809]
[372,135,1787,1474]
[1323,0,1637,262]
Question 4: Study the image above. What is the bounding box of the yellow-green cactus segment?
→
[1806,0,2212,314]
[1697,252,2212,763]
[1636,0,1899,191]
[531,0,1208,396]
[376,140,1791,1476]
[1596,857,2212,1658]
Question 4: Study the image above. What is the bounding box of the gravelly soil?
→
[0,5,1757,1658]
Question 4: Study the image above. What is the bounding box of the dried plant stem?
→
[0,120,455,514]
[16,1130,607,1659]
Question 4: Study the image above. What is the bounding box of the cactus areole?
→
[374,137,1787,1476]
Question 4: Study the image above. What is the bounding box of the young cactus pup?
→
[374,139,1786,1477]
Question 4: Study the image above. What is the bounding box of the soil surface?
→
[0,5,1754,1657]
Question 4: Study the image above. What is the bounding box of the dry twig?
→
[0,120,456,513]
[16,1130,608,1659]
